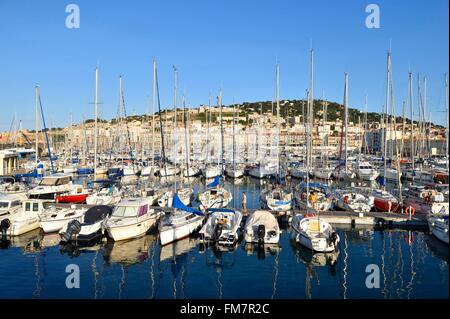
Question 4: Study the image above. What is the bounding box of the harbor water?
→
[0,177,448,299]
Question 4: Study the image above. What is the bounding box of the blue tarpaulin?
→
[172,193,204,216]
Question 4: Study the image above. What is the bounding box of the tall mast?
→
[173,66,178,191]
[408,72,414,183]
[276,62,280,179]
[219,89,224,175]
[94,67,99,177]
[35,85,39,164]
[309,48,314,169]
[344,73,349,176]
[152,60,156,166]
[445,73,449,167]
[383,51,391,189]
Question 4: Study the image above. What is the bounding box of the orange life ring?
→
[405,206,415,216]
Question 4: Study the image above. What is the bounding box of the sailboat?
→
[225,102,245,178]
[261,63,293,213]
[199,176,232,211]
[291,213,340,252]
[159,193,204,246]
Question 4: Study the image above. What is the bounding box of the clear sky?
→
[0,0,448,132]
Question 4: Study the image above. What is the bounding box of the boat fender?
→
[344,196,350,204]
[257,224,265,243]
[424,196,431,204]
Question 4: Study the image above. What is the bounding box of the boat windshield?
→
[112,206,138,217]
[0,202,9,208]
[39,178,58,186]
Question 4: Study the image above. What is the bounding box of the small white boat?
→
[183,165,200,177]
[202,165,222,179]
[86,184,122,206]
[105,197,163,241]
[248,163,277,179]
[141,165,159,176]
[159,194,204,246]
[159,165,180,177]
[244,210,280,244]
[0,194,22,216]
[295,183,333,213]
[199,208,242,245]
[355,161,379,181]
[0,200,48,236]
[261,186,293,212]
[428,214,449,244]
[291,214,340,252]
[59,205,113,244]
[225,164,245,179]
[334,191,373,213]
[40,205,88,233]
[404,185,449,215]
[199,185,232,211]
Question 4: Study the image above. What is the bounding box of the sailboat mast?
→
[94,67,99,177]
[445,73,449,166]
[344,72,348,176]
[408,72,414,183]
[173,66,178,191]
[152,60,156,166]
[383,51,390,188]
[276,62,280,179]
[35,85,39,165]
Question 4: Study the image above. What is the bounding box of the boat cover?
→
[207,176,220,188]
[173,193,203,216]
[84,205,113,224]
[246,210,279,230]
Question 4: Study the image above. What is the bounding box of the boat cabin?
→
[112,198,152,218]
[38,173,72,186]
[0,195,21,215]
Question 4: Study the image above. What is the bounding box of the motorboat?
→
[0,199,48,236]
[105,197,163,241]
[428,214,449,244]
[39,205,88,233]
[0,194,22,216]
[86,179,123,205]
[355,161,380,181]
[27,173,74,201]
[291,214,340,252]
[56,185,92,204]
[244,210,280,244]
[59,205,113,245]
[403,185,449,215]
[370,189,400,213]
[159,193,204,246]
[199,208,242,246]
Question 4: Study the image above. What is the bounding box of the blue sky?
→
[0,0,448,131]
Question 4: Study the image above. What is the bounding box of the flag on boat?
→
[172,192,204,216]
[207,176,220,188]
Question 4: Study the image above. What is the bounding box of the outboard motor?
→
[257,224,266,244]
[213,223,223,242]
[60,220,82,243]
[1,219,11,241]
[330,231,338,247]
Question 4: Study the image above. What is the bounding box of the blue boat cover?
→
[172,193,204,216]
[207,176,220,188]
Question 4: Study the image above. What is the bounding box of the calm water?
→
[0,177,448,299]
